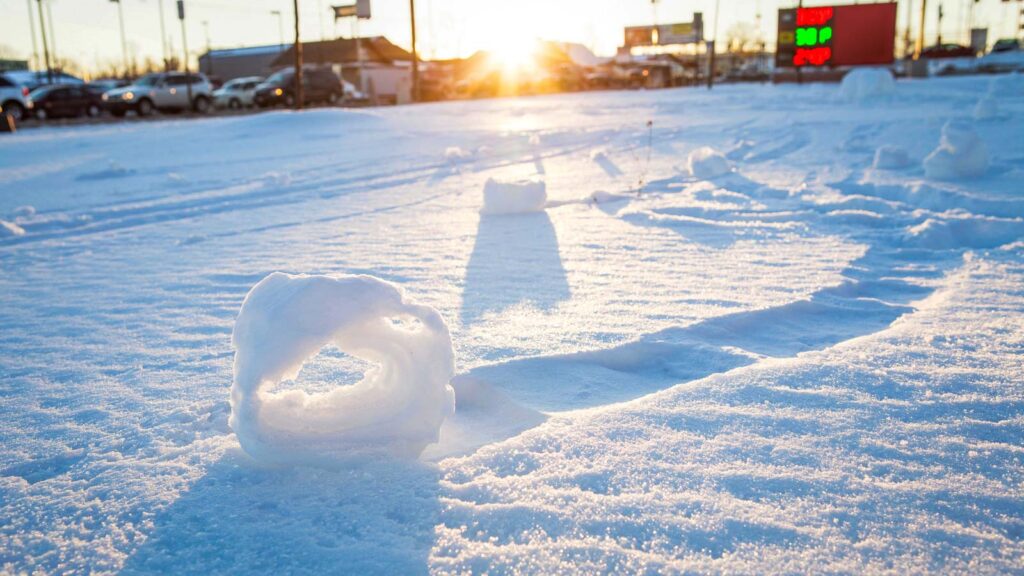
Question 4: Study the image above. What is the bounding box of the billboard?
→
[625,14,703,47]
[776,3,897,68]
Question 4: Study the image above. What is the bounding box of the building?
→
[271,37,413,105]
[198,45,288,82]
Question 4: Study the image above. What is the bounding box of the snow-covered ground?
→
[1,74,1023,574]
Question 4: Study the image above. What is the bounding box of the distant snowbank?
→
[840,68,895,103]
[687,147,732,179]
[904,216,1024,250]
[481,178,548,215]
[923,120,989,180]
[230,273,455,463]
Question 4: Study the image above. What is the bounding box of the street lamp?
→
[271,10,284,49]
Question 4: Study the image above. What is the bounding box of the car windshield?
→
[28,86,58,99]
[265,71,292,84]
[134,74,161,87]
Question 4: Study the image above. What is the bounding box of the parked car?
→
[0,73,33,121]
[102,72,214,117]
[213,76,264,109]
[992,38,1021,53]
[29,84,104,119]
[253,67,343,108]
[920,44,975,59]
[2,70,84,91]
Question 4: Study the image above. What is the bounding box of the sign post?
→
[178,1,194,108]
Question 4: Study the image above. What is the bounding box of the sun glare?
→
[491,38,540,73]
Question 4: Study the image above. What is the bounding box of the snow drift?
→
[687,147,732,179]
[840,68,895,102]
[873,145,911,169]
[923,120,989,180]
[230,272,456,463]
[481,178,548,215]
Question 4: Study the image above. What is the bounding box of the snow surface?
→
[231,272,455,463]
[1,76,1023,574]
[873,144,911,169]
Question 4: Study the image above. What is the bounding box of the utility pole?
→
[271,10,284,49]
[178,0,193,108]
[36,0,52,84]
[937,3,944,45]
[409,0,419,102]
[25,0,39,71]
[707,0,720,89]
[915,0,928,58]
[203,20,212,76]
[294,0,303,109]
[158,0,170,70]
[114,0,130,76]
[45,0,58,72]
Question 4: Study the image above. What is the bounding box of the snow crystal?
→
[839,68,895,103]
[687,147,732,179]
[923,120,989,180]
[481,178,548,215]
[873,145,911,169]
[230,272,456,463]
[0,220,26,237]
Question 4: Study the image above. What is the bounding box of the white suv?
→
[102,72,213,117]
[0,73,34,121]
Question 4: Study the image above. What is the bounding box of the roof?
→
[203,45,288,59]
[271,37,413,67]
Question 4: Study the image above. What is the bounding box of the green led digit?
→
[795,27,818,46]
[819,27,832,43]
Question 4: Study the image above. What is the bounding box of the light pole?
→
[158,0,170,70]
[36,0,52,84]
[178,0,193,107]
[293,0,303,110]
[707,0,720,89]
[409,0,419,102]
[25,0,39,71]
[271,10,284,49]
[202,20,212,76]
[114,0,130,76]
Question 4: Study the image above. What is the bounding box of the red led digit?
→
[796,6,833,26]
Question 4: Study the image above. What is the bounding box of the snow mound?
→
[230,272,456,463]
[873,145,911,169]
[973,97,999,120]
[444,146,472,161]
[840,68,895,103]
[923,120,989,180]
[987,73,1024,99]
[0,220,26,237]
[904,216,1024,250]
[481,178,548,215]
[687,147,732,179]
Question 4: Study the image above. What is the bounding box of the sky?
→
[0,0,1020,76]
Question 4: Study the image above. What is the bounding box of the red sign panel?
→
[776,2,897,68]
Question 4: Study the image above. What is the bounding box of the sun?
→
[489,35,541,73]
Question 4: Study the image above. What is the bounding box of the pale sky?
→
[1,0,1019,75]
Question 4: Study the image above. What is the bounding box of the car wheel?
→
[284,93,295,108]
[35,108,48,121]
[137,98,154,117]
[86,104,101,118]
[193,96,211,114]
[3,101,25,122]
[327,91,340,105]
[229,98,242,110]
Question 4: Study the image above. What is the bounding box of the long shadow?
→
[460,212,570,326]
[120,453,441,575]
[466,245,940,413]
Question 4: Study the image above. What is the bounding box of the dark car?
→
[253,67,343,108]
[920,44,974,59]
[29,84,103,120]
